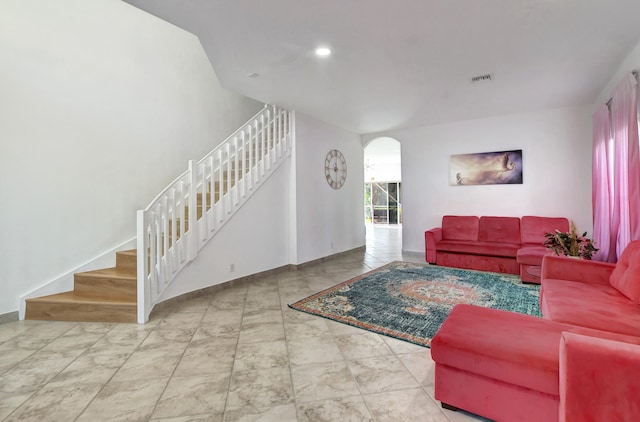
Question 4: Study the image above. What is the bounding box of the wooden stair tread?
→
[25,292,137,323]
[76,267,136,279]
[26,291,136,305]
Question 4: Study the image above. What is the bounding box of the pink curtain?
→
[611,73,640,257]
[592,105,614,262]
[593,72,640,261]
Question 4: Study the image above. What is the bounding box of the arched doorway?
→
[364,137,402,225]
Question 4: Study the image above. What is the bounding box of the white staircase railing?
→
[136,105,292,323]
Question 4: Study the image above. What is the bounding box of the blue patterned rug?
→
[289,261,542,347]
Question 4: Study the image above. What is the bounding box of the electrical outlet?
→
[230,263,235,272]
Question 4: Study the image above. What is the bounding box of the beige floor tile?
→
[277,276,310,291]
[347,355,419,394]
[0,391,34,421]
[0,355,73,395]
[209,292,248,311]
[290,361,360,403]
[0,322,33,344]
[363,388,445,421]
[238,322,285,344]
[397,350,436,387]
[282,309,330,337]
[297,396,373,422]
[111,345,185,382]
[93,328,151,348]
[245,293,281,309]
[233,340,289,372]
[77,377,170,422]
[174,341,237,376]
[0,346,35,374]
[227,366,294,409]
[152,373,230,418]
[38,332,104,355]
[287,333,344,366]
[150,414,223,422]
[223,403,297,421]
[324,319,368,336]
[5,382,103,422]
[200,308,244,325]
[242,308,283,325]
[46,356,120,388]
[334,331,393,360]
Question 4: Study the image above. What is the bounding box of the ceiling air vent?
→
[471,73,493,83]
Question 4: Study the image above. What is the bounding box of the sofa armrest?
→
[425,228,442,263]
[559,332,640,421]
[541,255,614,285]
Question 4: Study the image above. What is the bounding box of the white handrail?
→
[136,105,292,323]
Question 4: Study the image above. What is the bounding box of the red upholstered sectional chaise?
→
[425,215,570,283]
[431,240,640,421]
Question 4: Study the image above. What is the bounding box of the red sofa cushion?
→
[478,216,520,243]
[520,216,569,244]
[609,240,640,301]
[442,215,479,241]
[437,240,520,258]
[541,278,640,337]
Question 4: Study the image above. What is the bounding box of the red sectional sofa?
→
[540,242,640,337]
[425,215,569,283]
[431,240,640,421]
[432,305,640,422]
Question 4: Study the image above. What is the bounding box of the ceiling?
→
[124,0,640,134]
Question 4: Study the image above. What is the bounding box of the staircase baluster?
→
[260,115,267,175]
[134,107,292,323]
[188,161,197,261]
[207,156,216,234]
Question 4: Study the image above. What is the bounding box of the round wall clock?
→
[324,149,347,189]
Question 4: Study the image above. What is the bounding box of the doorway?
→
[364,137,402,225]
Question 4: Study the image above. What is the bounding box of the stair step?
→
[74,268,137,301]
[25,292,136,323]
[115,249,137,272]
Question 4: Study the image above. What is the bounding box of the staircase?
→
[25,250,138,323]
[24,105,292,323]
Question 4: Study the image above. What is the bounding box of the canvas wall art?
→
[450,150,523,186]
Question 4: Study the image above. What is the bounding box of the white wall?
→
[0,0,263,315]
[293,114,366,264]
[366,105,593,254]
[157,161,291,301]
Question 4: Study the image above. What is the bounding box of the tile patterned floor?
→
[0,225,486,421]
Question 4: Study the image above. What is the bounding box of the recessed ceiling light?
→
[315,47,331,57]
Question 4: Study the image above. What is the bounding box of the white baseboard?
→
[18,237,136,320]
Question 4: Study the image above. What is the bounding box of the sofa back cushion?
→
[610,240,640,302]
[442,215,479,241]
[521,216,570,245]
[478,216,521,243]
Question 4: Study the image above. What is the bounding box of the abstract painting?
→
[450,150,523,186]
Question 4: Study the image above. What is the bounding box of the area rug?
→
[289,261,542,347]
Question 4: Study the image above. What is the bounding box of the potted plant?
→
[543,222,598,260]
